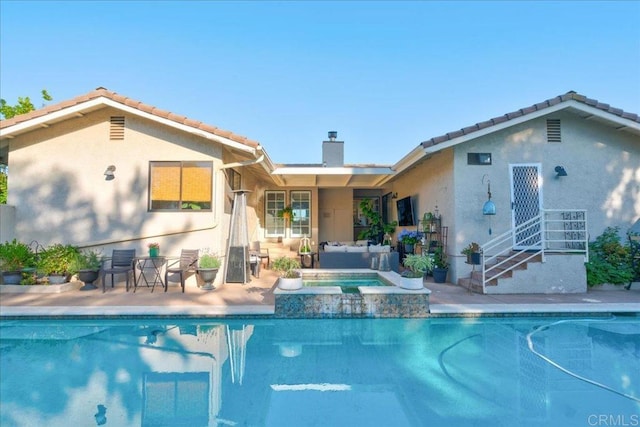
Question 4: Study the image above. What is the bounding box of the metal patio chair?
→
[101,249,136,293]
[250,241,270,269]
[164,249,199,293]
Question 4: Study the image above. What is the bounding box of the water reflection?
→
[0,317,638,426]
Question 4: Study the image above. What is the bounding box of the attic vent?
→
[546,119,561,143]
[110,116,125,140]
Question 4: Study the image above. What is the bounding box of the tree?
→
[0,89,52,119]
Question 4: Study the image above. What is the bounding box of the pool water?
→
[303,278,391,293]
[1,316,638,426]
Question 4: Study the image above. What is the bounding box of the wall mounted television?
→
[396,196,415,226]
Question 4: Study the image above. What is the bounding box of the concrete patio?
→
[1,269,639,317]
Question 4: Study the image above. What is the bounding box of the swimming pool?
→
[1,316,638,426]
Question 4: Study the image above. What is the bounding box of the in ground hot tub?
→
[274,269,431,318]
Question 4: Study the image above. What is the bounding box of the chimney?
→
[322,131,344,167]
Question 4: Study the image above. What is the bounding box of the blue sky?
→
[1,1,639,165]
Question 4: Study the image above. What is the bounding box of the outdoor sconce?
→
[104,165,116,181]
[555,166,567,177]
[391,192,398,199]
[482,175,496,216]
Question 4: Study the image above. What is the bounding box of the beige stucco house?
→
[1,88,638,292]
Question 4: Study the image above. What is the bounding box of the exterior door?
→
[509,164,543,249]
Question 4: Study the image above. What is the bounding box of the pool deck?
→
[1,268,639,318]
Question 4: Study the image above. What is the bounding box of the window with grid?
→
[149,161,212,211]
[265,191,286,237]
[290,191,311,237]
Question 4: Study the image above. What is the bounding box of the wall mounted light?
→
[104,165,116,181]
[482,175,496,216]
[555,166,567,178]
[391,192,398,199]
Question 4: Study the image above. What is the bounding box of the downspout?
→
[78,147,266,249]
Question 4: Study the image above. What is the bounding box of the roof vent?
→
[110,116,125,140]
[546,119,561,143]
[328,131,337,141]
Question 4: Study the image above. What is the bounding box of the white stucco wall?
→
[450,110,639,285]
[7,107,230,257]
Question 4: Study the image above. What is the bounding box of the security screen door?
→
[509,164,543,249]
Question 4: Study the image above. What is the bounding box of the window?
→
[290,191,311,237]
[149,161,212,211]
[467,153,492,165]
[265,191,286,237]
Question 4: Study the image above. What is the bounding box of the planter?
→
[197,268,219,290]
[403,244,414,254]
[400,276,424,290]
[433,267,448,283]
[278,277,303,290]
[48,274,69,285]
[78,269,100,291]
[2,271,22,285]
[467,253,481,265]
[149,247,159,258]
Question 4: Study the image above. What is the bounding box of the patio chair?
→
[164,249,199,293]
[101,249,136,293]
[250,241,270,269]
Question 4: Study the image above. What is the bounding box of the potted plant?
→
[432,247,449,283]
[148,242,160,257]
[0,239,36,285]
[278,206,294,221]
[401,254,433,290]
[461,242,481,265]
[197,253,221,290]
[398,229,422,254]
[37,243,80,284]
[356,199,398,244]
[69,249,103,291]
[272,256,302,290]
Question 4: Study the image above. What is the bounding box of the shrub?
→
[37,244,80,275]
[402,254,433,278]
[272,256,301,278]
[199,254,221,269]
[0,239,36,271]
[585,227,634,286]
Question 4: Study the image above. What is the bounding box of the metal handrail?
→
[480,209,588,292]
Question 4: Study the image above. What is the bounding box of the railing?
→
[480,209,588,292]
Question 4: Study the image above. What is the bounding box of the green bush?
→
[37,244,80,275]
[272,256,301,278]
[585,227,634,286]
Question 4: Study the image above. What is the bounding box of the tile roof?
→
[0,87,260,148]
[421,91,640,148]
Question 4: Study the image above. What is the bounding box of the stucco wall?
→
[0,204,15,243]
[389,149,455,246]
[450,110,639,285]
[7,107,229,257]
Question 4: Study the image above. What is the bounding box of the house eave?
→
[0,97,258,155]
[422,100,640,155]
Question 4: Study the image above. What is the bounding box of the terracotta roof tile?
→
[421,91,639,149]
[1,87,260,149]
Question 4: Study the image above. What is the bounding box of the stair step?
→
[465,251,543,293]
